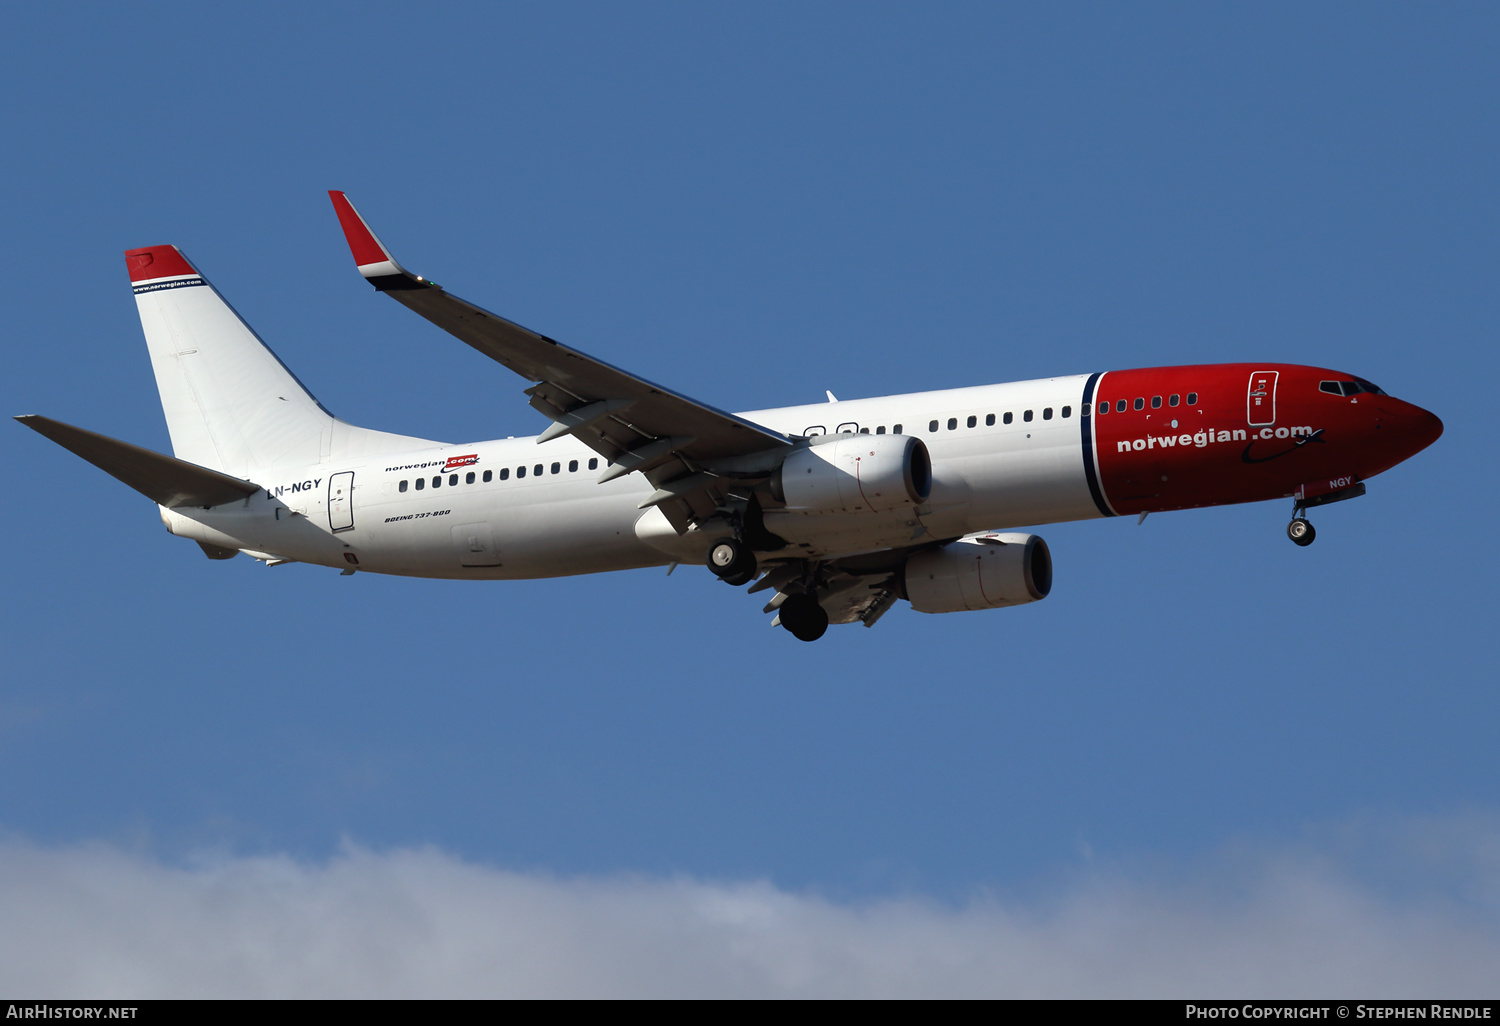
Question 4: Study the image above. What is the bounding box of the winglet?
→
[328,190,419,288]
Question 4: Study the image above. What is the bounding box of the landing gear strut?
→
[707,537,758,586]
[778,593,829,642]
[1287,517,1316,546]
[1284,480,1366,547]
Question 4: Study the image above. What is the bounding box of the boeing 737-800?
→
[16,192,1444,641]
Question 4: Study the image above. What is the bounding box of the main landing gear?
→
[707,537,758,587]
[777,593,829,642]
[706,536,828,641]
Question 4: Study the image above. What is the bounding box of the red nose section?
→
[1380,399,1443,470]
[1407,405,1444,454]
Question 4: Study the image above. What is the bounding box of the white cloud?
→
[1,822,1497,998]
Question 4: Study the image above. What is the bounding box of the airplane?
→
[16,191,1444,641]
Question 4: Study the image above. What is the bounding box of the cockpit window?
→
[1320,379,1387,397]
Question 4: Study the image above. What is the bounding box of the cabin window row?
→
[398,457,600,492]
[801,423,904,437]
[1094,393,1197,415]
[928,407,1072,432]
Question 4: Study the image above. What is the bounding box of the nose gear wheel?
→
[1287,517,1315,546]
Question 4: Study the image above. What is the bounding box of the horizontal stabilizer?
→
[15,415,261,508]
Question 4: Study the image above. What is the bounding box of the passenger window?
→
[1169,394,1180,407]
[500,468,510,480]
[588,458,598,470]
[1133,398,1144,411]
[1043,407,1053,420]
[985,413,995,426]
[398,480,408,493]
[876,426,886,435]
[929,420,939,432]
[569,459,578,472]
[947,418,958,430]
[1098,401,1108,415]
[449,474,458,486]
[1062,406,1072,418]
[517,466,526,478]
[535,464,544,476]
[1187,392,1198,405]
[1151,396,1162,409]
[415,478,424,490]
[893,424,903,434]
[432,476,442,488]
[859,427,869,434]
[1116,400,1127,413]
[483,470,493,482]
[466,471,475,484]
[1023,410,1033,422]
[1003,412,1013,424]
[966,415,977,428]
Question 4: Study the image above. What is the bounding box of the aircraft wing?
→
[328,192,792,528]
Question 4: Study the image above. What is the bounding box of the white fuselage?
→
[162,375,1103,579]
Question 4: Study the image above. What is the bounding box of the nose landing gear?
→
[1287,517,1316,546]
[1285,479,1365,546]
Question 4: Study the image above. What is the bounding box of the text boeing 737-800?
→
[16,191,1443,641]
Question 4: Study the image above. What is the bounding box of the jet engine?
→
[771,434,931,514]
[903,533,1052,613]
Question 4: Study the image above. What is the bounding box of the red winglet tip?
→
[124,245,198,283]
[328,190,391,267]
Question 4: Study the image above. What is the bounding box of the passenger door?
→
[328,471,355,532]
[1247,370,1278,427]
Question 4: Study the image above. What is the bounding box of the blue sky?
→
[1,3,1496,996]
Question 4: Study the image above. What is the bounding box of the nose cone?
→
[1411,405,1444,452]
[1381,398,1443,467]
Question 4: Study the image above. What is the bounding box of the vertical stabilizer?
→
[127,245,436,475]
[129,245,330,474]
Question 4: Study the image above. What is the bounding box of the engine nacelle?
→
[772,434,931,514]
[904,533,1052,613]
